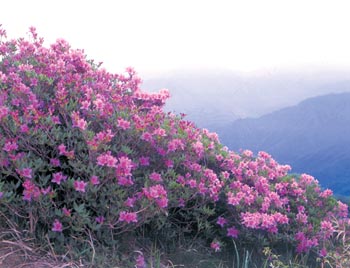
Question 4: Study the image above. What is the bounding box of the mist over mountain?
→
[142,69,350,132]
[217,92,350,196]
[142,69,350,196]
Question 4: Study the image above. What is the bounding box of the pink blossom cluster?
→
[241,211,289,233]
[22,179,41,201]
[143,184,168,208]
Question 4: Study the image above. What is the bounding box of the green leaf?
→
[73,202,85,214]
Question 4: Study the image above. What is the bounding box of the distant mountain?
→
[142,69,350,132]
[217,92,350,196]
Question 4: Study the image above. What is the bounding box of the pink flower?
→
[139,156,150,166]
[41,186,51,195]
[125,197,136,207]
[227,191,241,206]
[16,168,32,179]
[144,184,167,199]
[20,124,29,133]
[319,248,327,258]
[156,196,168,208]
[178,198,185,207]
[143,185,168,208]
[80,100,90,110]
[0,106,9,120]
[176,175,185,185]
[119,211,138,223]
[167,138,185,152]
[22,180,41,201]
[192,141,204,157]
[296,211,308,224]
[97,151,118,167]
[62,207,71,217]
[116,156,133,176]
[58,144,67,155]
[74,180,87,192]
[320,220,334,239]
[227,227,239,238]
[337,201,349,218]
[299,173,318,186]
[164,159,173,168]
[93,97,105,111]
[140,132,153,142]
[95,216,105,224]
[153,128,167,137]
[117,176,134,186]
[52,172,67,185]
[295,232,319,253]
[149,172,162,182]
[90,175,100,185]
[50,158,60,167]
[241,212,261,229]
[52,219,63,232]
[71,111,87,130]
[242,149,253,158]
[135,254,146,268]
[210,241,221,252]
[273,212,289,224]
[75,118,87,130]
[117,118,131,130]
[187,179,197,188]
[217,216,227,227]
[3,141,18,152]
[320,189,333,198]
[51,116,61,124]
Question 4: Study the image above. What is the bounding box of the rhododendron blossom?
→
[320,220,334,239]
[117,118,131,130]
[90,175,100,185]
[139,156,150,166]
[52,219,63,232]
[52,172,67,185]
[119,211,138,223]
[23,180,41,201]
[97,151,118,167]
[16,168,32,179]
[3,140,18,152]
[217,216,227,227]
[95,216,105,224]
[74,180,87,192]
[50,158,60,167]
[210,241,221,252]
[227,226,239,238]
[149,172,162,182]
[135,254,146,268]
[62,207,71,217]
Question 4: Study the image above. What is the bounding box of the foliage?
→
[0,26,349,267]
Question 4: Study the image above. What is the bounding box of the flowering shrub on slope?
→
[0,26,348,263]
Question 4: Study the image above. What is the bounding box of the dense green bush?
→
[0,26,348,266]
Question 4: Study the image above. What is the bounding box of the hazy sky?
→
[2,0,350,77]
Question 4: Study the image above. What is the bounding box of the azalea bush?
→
[0,26,349,266]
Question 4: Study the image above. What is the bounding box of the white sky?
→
[2,0,350,77]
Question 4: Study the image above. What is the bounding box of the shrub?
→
[0,26,348,266]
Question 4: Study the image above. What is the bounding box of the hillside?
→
[1,26,350,268]
[218,92,350,196]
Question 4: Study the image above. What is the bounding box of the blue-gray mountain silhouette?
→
[218,92,350,196]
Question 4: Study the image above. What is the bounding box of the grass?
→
[1,215,350,267]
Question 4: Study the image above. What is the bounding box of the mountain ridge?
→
[142,70,350,131]
[217,92,350,196]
